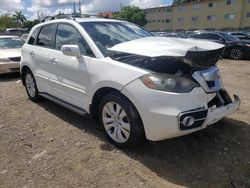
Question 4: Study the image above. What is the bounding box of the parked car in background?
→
[0,36,24,74]
[228,31,250,41]
[20,17,240,147]
[189,31,250,60]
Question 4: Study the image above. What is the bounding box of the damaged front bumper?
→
[206,95,240,126]
[178,95,240,131]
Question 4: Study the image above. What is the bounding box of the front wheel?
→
[229,47,244,60]
[98,93,145,148]
[24,70,40,102]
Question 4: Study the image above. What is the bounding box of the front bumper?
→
[0,62,20,74]
[121,79,240,141]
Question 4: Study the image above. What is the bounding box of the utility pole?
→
[79,1,82,14]
[73,2,76,15]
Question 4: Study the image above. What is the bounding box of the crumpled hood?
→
[0,48,21,58]
[109,37,224,57]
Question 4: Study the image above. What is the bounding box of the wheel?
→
[229,47,244,60]
[98,92,145,148]
[24,70,40,101]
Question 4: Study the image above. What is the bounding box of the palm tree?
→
[12,11,27,26]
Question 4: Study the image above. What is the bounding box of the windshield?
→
[219,33,238,42]
[0,38,24,49]
[80,21,153,56]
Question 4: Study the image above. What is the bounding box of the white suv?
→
[20,17,240,147]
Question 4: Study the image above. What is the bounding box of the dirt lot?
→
[0,59,250,188]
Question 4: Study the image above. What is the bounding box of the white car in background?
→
[20,17,240,147]
[0,36,24,74]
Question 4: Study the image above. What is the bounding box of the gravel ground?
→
[0,59,249,188]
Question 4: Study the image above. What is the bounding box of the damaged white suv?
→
[20,17,240,147]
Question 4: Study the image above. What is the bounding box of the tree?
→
[0,15,18,31]
[12,11,27,26]
[22,19,40,30]
[113,6,147,26]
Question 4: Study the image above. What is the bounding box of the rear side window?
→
[28,27,40,45]
[55,23,94,57]
[36,24,57,48]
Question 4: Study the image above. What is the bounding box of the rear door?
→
[48,23,95,110]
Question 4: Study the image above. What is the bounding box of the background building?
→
[144,0,250,31]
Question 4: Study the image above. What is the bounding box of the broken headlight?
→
[140,73,199,93]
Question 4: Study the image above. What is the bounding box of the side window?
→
[191,34,204,39]
[36,24,57,48]
[28,27,40,45]
[55,23,94,57]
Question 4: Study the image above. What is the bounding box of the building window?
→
[166,19,171,23]
[208,2,216,7]
[153,20,156,23]
[207,15,216,21]
[192,4,200,10]
[192,16,199,21]
[226,0,235,5]
[248,0,250,3]
[167,7,172,12]
[158,19,161,22]
[177,17,184,23]
[178,6,186,11]
[247,12,250,17]
[225,13,235,20]
[158,9,161,12]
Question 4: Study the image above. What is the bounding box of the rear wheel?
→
[24,70,40,101]
[229,47,244,60]
[98,93,145,148]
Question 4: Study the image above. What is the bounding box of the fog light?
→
[182,116,195,127]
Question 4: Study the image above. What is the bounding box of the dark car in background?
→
[228,32,250,41]
[189,31,250,60]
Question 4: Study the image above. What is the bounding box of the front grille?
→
[192,66,222,93]
[9,57,21,62]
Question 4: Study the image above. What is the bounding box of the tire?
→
[98,92,145,148]
[229,47,244,60]
[24,69,40,102]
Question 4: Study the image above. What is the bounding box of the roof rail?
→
[40,13,98,23]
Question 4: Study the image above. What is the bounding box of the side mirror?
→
[61,45,81,57]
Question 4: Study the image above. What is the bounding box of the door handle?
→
[51,58,58,64]
[30,51,35,57]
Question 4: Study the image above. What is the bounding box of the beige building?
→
[144,0,250,31]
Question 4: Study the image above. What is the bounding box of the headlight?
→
[140,73,199,93]
[0,57,10,62]
[246,44,250,48]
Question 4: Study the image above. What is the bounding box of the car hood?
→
[109,37,225,69]
[109,37,224,57]
[0,48,21,58]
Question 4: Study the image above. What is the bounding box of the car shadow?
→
[0,72,20,82]
[37,99,250,187]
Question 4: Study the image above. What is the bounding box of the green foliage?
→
[113,6,147,26]
[12,11,27,26]
[23,20,40,29]
[0,16,17,31]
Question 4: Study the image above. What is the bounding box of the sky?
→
[0,0,173,20]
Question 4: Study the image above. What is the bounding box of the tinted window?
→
[36,24,57,48]
[55,23,94,57]
[192,33,221,40]
[28,27,40,45]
